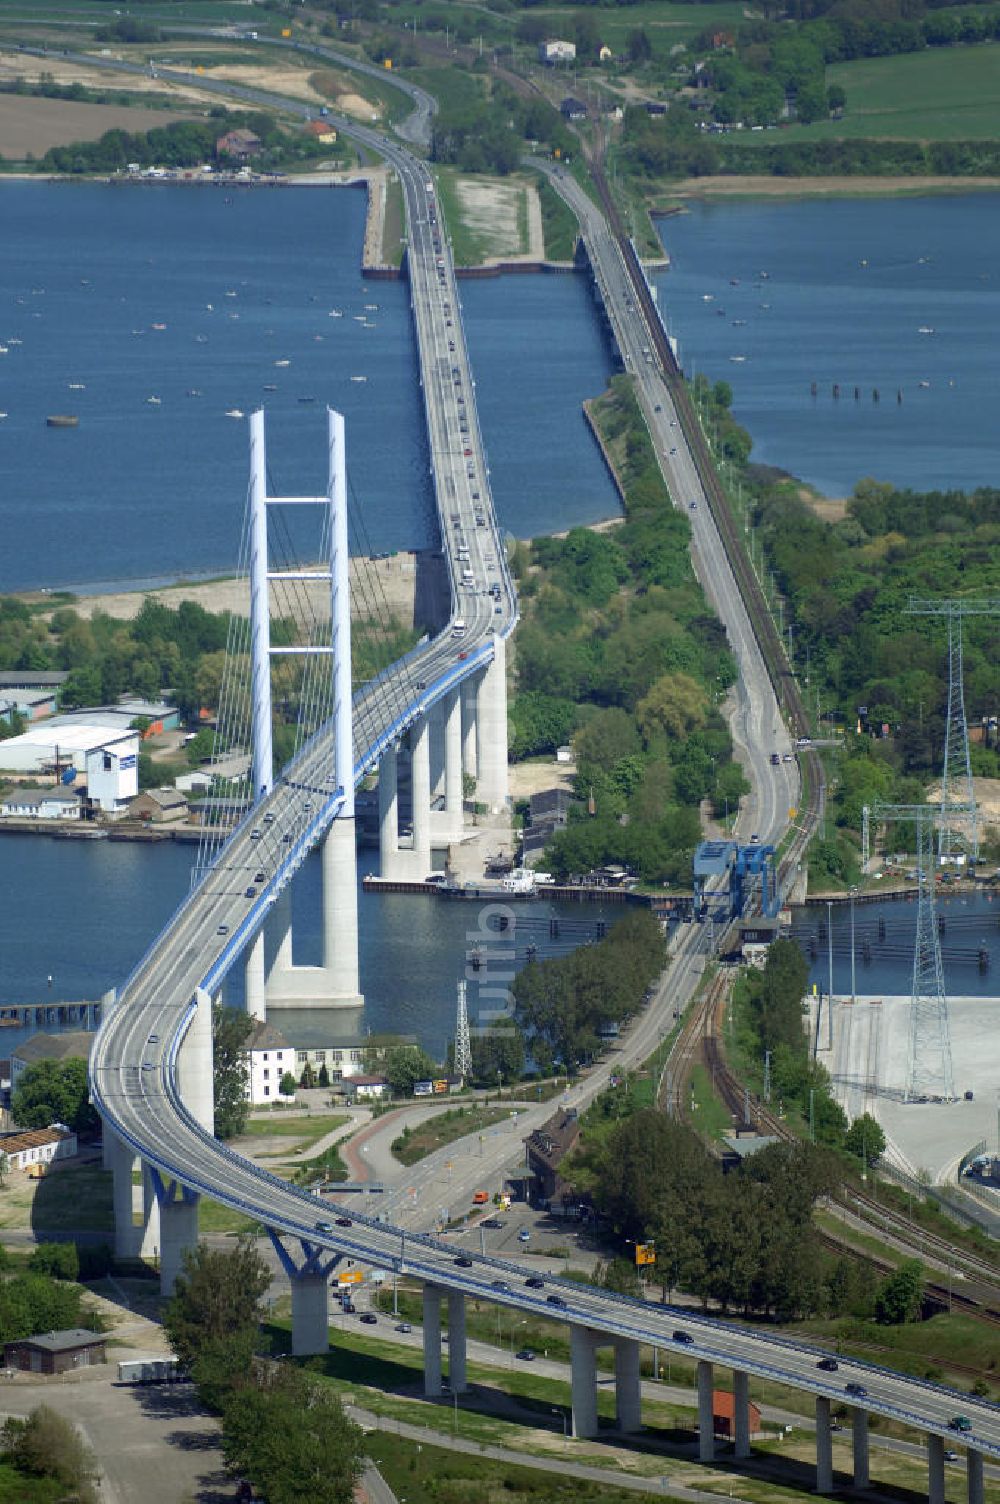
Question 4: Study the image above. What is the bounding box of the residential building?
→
[216,128,262,160]
[540,39,576,64]
[175,769,214,793]
[0,787,81,821]
[341,1074,389,1101]
[525,1108,580,1207]
[128,787,190,824]
[303,120,338,145]
[0,1126,78,1171]
[4,1329,106,1375]
[12,1030,94,1087]
[243,1021,294,1105]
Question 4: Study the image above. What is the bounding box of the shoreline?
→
[663,173,1000,202]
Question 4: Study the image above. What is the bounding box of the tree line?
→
[510,376,748,886]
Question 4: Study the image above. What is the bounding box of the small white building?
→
[243,1020,295,1106]
[0,1126,77,1171]
[0,787,81,821]
[342,1074,389,1101]
[540,38,576,64]
[84,734,139,814]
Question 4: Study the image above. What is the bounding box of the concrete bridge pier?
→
[968,1448,985,1504]
[320,816,362,1006]
[155,1180,200,1297]
[697,1359,715,1461]
[461,680,478,786]
[245,932,267,1022]
[928,1433,946,1504]
[267,1230,339,1357]
[569,1326,600,1438]
[732,1368,751,1460]
[422,1284,443,1398]
[378,742,400,875]
[108,1130,141,1260]
[446,1290,467,1394]
[852,1406,870,1489]
[815,1396,834,1494]
[476,635,508,813]
[613,1338,642,1432]
[410,714,431,873]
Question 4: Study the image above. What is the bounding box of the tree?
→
[163,1236,271,1377]
[299,1062,317,1090]
[212,1005,252,1140]
[317,1062,330,1089]
[627,28,651,64]
[875,1258,924,1325]
[636,673,707,743]
[222,1363,364,1504]
[381,1045,438,1097]
[279,1072,297,1098]
[11,1058,97,1134]
[844,1112,886,1169]
[1,1405,100,1503]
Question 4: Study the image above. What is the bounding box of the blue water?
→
[791,889,1000,998]
[0,833,614,1059]
[0,183,619,592]
[654,194,1000,497]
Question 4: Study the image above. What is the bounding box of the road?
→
[73,42,1000,1472]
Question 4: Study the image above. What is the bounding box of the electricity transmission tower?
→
[454,979,472,1082]
[863,802,964,1102]
[907,596,1000,862]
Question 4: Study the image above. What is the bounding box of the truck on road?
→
[117,1357,186,1385]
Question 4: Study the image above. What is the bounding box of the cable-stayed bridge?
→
[83,92,1000,1499]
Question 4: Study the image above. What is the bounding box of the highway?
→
[75,45,1000,1473]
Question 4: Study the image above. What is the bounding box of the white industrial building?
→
[0,722,139,815]
[0,787,81,820]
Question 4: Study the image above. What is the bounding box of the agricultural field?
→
[0,94,195,158]
[768,46,1000,144]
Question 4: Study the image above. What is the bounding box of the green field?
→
[769,46,1000,143]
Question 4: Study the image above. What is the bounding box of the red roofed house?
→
[713,1389,762,1440]
[304,120,338,145]
[216,128,261,161]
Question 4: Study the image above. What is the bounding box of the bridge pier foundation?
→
[178,988,215,1136]
[928,1433,946,1504]
[815,1396,834,1494]
[446,1290,467,1394]
[733,1368,751,1460]
[968,1448,984,1504]
[697,1359,715,1461]
[422,1284,442,1398]
[320,816,362,1006]
[109,1131,138,1260]
[613,1338,642,1432]
[139,1161,161,1261]
[570,1326,599,1439]
[852,1406,870,1489]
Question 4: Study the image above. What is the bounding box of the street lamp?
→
[509,1319,527,1364]
[850,885,858,1006]
[552,1406,569,1444]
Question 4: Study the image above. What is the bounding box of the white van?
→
[451,618,466,637]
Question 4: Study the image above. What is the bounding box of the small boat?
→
[701,294,714,302]
[328,309,343,318]
[68,382,85,390]
[274,359,290,367]
[759,270,769,280]
[729,355,747,364]
[151,323,167,331]
[225,408,245,419]
[0,345,8,354]
[918,326,935,335]
[195,334,208,343]
[0,412,8,420]
[729,277,740,286]
[297,395,316,404]
[918,380,931,389]
[353,314,367,322]
[7,338,21,346]
[146,395,161,405]
[225,290,237,298]
[206,303,214,312]
[349,375,367,383]
[47,414,78,428]
[263,383,278,392]
[365,303,378,312]
[186,389,202,398]
[731,319,746,327]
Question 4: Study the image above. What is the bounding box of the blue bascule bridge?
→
[692,839,780,923]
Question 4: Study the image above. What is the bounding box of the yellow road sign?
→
[338,1269,363,1286]
[635,1243,656,1267]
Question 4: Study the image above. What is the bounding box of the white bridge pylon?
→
[246,406,362,1015]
